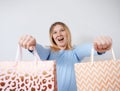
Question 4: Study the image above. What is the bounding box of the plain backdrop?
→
[0,0,120,61]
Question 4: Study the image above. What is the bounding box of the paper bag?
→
[0,46,57,91]
[74,48,120,91]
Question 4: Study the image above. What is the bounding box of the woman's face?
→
[52,24,67,50]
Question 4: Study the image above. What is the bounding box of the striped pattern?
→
[74,60,120,91]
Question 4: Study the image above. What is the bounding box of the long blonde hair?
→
[49,22,73,51]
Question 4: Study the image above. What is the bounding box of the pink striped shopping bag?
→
[74,48,120,91]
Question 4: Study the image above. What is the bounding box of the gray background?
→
[0,0,120,61]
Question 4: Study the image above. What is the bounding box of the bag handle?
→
[91,47,116,63]
[15,45,41,61]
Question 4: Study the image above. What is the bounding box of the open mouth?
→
[57,37,64,42]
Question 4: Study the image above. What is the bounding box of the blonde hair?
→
[49,22,73,51]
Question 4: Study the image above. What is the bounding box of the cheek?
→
[52,36,58,45]
[52,34,57,40]
[52,35,55,40]
[64,33,67,40]
[52,35,57,43]
[63,32,67,37]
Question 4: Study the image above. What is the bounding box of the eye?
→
[53,31,57,34]
[61,29,65,32]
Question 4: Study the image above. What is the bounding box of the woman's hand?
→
[94,36,112,53]
[19,35,36,51]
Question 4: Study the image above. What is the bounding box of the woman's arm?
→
[19,35,50,60]
[35,44,50,60]
[74,36,112,61]
[74,43,97,61]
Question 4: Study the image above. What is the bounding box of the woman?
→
[19,22,112,91]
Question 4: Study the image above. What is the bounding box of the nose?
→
[57,31,61,36]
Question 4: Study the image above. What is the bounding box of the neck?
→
[58,46,66,50]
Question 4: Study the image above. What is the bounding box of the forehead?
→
[53,24,64,31]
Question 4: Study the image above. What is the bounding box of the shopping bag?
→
[74,48,120,91]
[0,46,57,91]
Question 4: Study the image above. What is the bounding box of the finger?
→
[100,36,108,49]
[25,35,33,48]
[26,37,36,49]
[21,35,28,48]
[20,35,30,49]
[19,35,27,47]
[95,37,103,50]
[29,46,35,51]
[102,36,112,50]
[94,36,112,52]
[94,36,107,52]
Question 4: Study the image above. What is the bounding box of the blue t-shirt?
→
[34,43,99,91]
